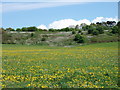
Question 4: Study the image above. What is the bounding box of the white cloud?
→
[92,17,118,23]
[49,19,77,29]
[78,19,91,25]
[2,2,81,12]
[37,24,47,29]
[42,17,118,29]
[48,19,91,29]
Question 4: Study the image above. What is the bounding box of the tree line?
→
[1,21,119,36]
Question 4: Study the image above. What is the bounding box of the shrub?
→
[90,34,119,43]
[27,26,38,32]
[96,26,104,34]
[88,29,93,34]
[2,31,12,44]
[78,30,82,33]
[92,30,99,35]
[72,31,76,34]
[81,32,83,35]
[88,27,95,34]
[74,34,87,43]
[31,33,34,37]
[49,29,56,32]
[41,37,46,41]
[16,28,21,31]
[111,26,119,34]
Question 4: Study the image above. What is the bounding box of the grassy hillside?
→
[2,30,119,46]
[2,42,118,88]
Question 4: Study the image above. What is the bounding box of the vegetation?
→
[72,30,76,34]
[92,30,99,35]
[2,42,118,88]
[90,34,119,43]
[111,26,119,34]
[1,21,119,46]
[1,21,119,88]
[74,34,87,43]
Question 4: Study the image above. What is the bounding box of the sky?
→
[1,1,119,29]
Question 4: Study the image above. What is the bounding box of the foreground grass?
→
[2,42,118,88]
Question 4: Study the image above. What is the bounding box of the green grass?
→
[2,42,119,88]
[90,34,119,43]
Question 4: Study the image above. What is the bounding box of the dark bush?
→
[27,26,38,32]
[49,28,56,32]
[31,33,34,37]
[88,27,95,34]
[72,31,76,34]
[111,26,119,34]
[41,37,46,41]
[81,32,84,35]
[96,26,104,34]
[92,30,99,35]
[78,30,82,33]
[74,34,87,43]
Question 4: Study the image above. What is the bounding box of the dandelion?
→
[26,84,31,87]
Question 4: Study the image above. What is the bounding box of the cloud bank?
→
[48,19,91,29]
[37,17,118,29]
[92,17,118,23]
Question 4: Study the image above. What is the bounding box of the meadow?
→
[1,42,119,88]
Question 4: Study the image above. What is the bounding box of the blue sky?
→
[2,2,118,29]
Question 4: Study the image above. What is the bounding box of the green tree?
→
[96,25,104,34]
[111,26,119,34]
[27,26,38,32]
[82,25,90,31]
[37,29,43,31]
[75,25,79,29]
[61,27,70,32]
[72,30,76,34]
[88,26,95,34]
[74,34,86,43]
[117,21,120,28]
[49,28,55,32]
[6,27,14,31]
[78,30,82,33]
[31,33,34,37]
[16,28,21,31]
[92,30,99,35]
[21,27,28,31]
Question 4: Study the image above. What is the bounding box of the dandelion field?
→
[2,42,119,88]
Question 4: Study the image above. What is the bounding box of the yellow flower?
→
[26,84,31,87]
[2,84,6,88]
[41,85,48,88]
